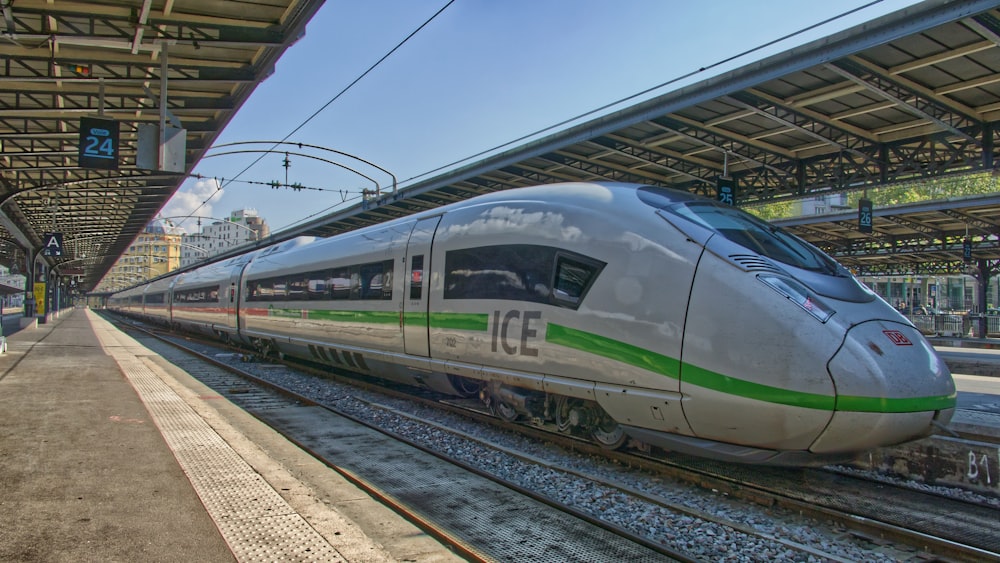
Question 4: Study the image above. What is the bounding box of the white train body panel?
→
[426,185,698,435]
[139,276,175,325]
[240,230,407,350]
[109,182,957,465]
[683,243,840,450]
[109,285,144,316]
[171,253,256,338]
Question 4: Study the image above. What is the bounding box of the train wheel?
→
[449,375,484,398]
[554,396,579,433]
[492,401,520,422]
[590,413,627,450]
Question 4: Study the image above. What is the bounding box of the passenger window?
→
[443,244,603,309]
[287,276,309,301]
[330,267,351,300]
[410,255,424,300]
[349,268,361,299]
[307,270,330,299]
[553,254,603,306]
[359,263,384,299]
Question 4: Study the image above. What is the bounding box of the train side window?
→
[410,255,424,300]
[381,260,394,300]
[248,277,286,302]
[552,254,604,308]
[287,275,309,301]
[359,263,384,299]
[306,270,330,300]
[272,278,288,301]
[330,267,351,300]
[349,267,361,300]
[443,244,602,309]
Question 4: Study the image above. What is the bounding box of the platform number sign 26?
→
[78,117,120,170]
[858,198,873,233]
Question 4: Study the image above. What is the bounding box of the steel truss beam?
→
[828,58,981,145]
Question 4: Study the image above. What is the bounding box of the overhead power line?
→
[405,0,888,185]
[186,0,456,221]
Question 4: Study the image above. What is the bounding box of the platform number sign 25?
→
[716,177,736,206]
[78,117,120,170]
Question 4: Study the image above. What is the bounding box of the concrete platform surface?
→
[0,308,459,562]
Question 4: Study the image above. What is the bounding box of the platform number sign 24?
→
[78,117,120,170]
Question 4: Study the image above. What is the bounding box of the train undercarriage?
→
[463,377,629,449]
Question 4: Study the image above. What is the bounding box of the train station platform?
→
[0,307,457,562]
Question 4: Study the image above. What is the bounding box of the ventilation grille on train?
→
[729,254,785,274]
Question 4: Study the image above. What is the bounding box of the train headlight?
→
[758,274,835,323]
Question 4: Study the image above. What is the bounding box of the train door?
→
[229,259,252,336]
[403,216,441,356]
[226,274,238,329]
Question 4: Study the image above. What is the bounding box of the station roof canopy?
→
[282,0,1000,276]
[0,0,324,289]
[772,192,1000,275]
[5,0,1000,293]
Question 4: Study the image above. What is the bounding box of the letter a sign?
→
[42,232,63,257]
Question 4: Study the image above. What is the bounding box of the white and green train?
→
[110,182,957,466]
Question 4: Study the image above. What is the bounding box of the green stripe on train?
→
[545,323,680,379]
[402,311,489,330]
[547,322,956,413]
[264,311,956,414]
[270,308,399,324]
[835,392,956,413]
[428,312,489,331]
[680,363,835,410]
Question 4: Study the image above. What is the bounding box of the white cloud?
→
[159,178,223,232]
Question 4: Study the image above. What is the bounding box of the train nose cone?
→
[809,320,956,454]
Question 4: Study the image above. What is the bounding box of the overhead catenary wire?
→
[403,0,887,185]
[191,0,887,231]
[183,0,456,222]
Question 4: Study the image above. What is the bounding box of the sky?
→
[159,0,924,235]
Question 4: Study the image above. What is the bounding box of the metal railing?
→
[903,313,1000,337]
[904,314,967,337]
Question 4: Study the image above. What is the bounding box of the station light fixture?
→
[63,64,91,77]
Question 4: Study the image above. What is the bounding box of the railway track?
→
[111,315,999,562]
[113,319,688,562]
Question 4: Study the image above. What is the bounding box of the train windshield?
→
[638,188,840,274]
[677,203,841,273]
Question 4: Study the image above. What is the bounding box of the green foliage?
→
[745,200,794,221]
[848,173,999,208]
[743,173,1000,221]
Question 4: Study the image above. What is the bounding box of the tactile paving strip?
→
[91,317,346,562]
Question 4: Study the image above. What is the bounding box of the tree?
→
[744,172,999,220]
